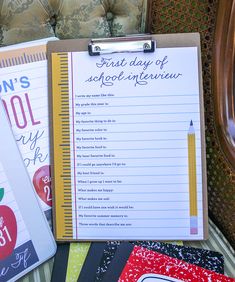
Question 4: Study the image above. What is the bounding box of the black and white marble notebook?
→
[78,240,224,282]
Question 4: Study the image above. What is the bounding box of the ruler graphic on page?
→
[0,37,58,227]
[51,52,73,240]
[0,44,46,67]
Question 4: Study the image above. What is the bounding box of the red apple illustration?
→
[0,187,17,260]
[33,165,52,207]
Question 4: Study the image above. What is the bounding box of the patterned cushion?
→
[184,219,235,278]
[0,0,149,45]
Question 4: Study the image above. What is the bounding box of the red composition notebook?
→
[102,242,235,282]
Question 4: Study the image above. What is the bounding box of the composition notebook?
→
[47,33,208,241]
[77,241,225,282]
[102,243,234,282]
[0,37,57,226]
[0,100,56,282]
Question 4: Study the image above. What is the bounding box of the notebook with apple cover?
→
[0,37,58,227]
[0,100,56,282]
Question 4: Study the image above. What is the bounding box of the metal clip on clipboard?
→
[88,35,155,56]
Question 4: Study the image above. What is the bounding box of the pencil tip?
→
[190,120,193,126]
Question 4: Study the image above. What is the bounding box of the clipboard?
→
[47,33,208,242]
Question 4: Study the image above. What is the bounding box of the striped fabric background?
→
[184,219,235,278]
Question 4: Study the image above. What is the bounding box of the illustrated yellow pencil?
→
[188,120,198,234]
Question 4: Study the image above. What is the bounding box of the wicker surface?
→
[151,0,235,249]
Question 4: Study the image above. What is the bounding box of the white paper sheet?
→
[67,47,205,240]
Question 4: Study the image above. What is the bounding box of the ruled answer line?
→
[2,110,48,125]
[9,116,49,129]
[77,209,199,211]
[0,85,47,97]
[74,94,199,99]
[16,134,49,144]
[76,165,190,168]
[76,173,199,177]
[74,226,201,229]
[74,183,203,185]
[6,105,48,118]
[74,102,200,109]
[75,138,200,143]
[75,120,200,125]
[75,192,199,194]
[75,147,190,151]
[73,129,201,134]
[26,74,47,81]
[74,217,202,220]
[73,200,202,203]
[74,156,201,160]
[74,112,200,117]
[0,64,46,75]
[14,125,48,136]
[23,107,49,116]
[16,130,48,140]
[17,144,49,156]
[70,235,203,239]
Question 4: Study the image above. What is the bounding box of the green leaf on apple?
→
[0,188,4,202]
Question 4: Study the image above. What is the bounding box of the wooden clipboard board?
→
[47,33,208,242]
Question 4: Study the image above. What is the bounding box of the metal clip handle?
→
[88,36,155,56]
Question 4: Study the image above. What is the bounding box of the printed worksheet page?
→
[66,47,206,240]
